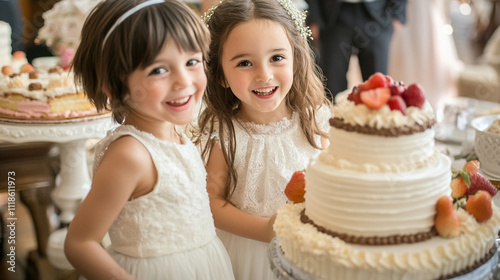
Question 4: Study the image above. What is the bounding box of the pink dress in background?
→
[389,0,463,112]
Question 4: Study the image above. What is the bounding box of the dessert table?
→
[0,114,115,270]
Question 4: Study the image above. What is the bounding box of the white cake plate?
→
[269,237,500,280]
[0,115,116,270]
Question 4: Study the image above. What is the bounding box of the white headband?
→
[102,0,165,49]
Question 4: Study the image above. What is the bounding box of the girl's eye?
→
[149,67,167,75]
[237,60,252,67]
[187,59,200,67]
[271,55,284,62]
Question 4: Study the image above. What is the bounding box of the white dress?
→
[208,107,330,280]
[388,0,463,112]
[90,125,234,280]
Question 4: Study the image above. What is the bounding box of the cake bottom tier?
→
[274,203,500,280]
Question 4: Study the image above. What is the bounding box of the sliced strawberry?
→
[466,172,498,197]
[387,95,407,115]
[402,83,426,108]
[365,72,388,89]
[359,88,391,109]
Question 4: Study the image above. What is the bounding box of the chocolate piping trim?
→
[329,117,436,137]
[300,209,437,245]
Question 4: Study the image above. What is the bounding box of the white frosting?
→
[305,154,451,237]
[324,127,439,173]
[333,98,435,128]
[275,203,500,280]
[0,72,79,101]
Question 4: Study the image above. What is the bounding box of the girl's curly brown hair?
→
[192,0,331,201]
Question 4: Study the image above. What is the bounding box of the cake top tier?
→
[332,73,436,136]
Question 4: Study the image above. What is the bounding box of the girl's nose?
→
[173,68,190,90]
[255,64,273,83]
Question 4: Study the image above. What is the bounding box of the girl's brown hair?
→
[192,0,331,201]
[73,0,210,123]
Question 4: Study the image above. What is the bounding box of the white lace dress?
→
[90,125,234,280]
[207,107,330,280]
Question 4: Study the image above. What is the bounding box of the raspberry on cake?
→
[273,75,500,280]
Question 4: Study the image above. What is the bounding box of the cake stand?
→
[0,115,115,270]
[268,237,500,280]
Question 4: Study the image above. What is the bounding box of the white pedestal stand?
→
[0,115,115,270]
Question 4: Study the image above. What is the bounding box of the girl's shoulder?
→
[93,126,154,173]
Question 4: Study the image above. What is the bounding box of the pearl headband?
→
[102,0,165,49]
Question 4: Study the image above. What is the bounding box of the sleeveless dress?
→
[206,107,330,280]
[90,125,234,280]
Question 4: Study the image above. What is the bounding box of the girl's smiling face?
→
[221,18,293,123]
[125,38,206,128]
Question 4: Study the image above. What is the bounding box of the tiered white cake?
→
[274,96,500,280]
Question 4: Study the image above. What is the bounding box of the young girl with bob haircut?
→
[193,0,331,279]
[64,0,234,279]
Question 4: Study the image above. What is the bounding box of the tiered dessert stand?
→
[0,115,115,271]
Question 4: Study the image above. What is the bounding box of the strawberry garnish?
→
[365,72,388,89]
[463,160,480,174]
[387,95,407,115]
[450,176,468,199]
[389,84,406,96]
[466,172,498,198]
[285,170,306,203]
[435,196,461,238]
[385,75,394,86]
[466,191,493,222]
[402,83,426,109]
[359,88,391,109]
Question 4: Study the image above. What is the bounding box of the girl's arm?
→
[64,136,156,280]
[206,143,276,243]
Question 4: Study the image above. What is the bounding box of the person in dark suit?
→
[0,0,24,53]
[306,0,407,101]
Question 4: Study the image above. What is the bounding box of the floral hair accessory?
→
[202,0,312,40]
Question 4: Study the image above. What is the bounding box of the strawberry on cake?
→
[273,73,500,280]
